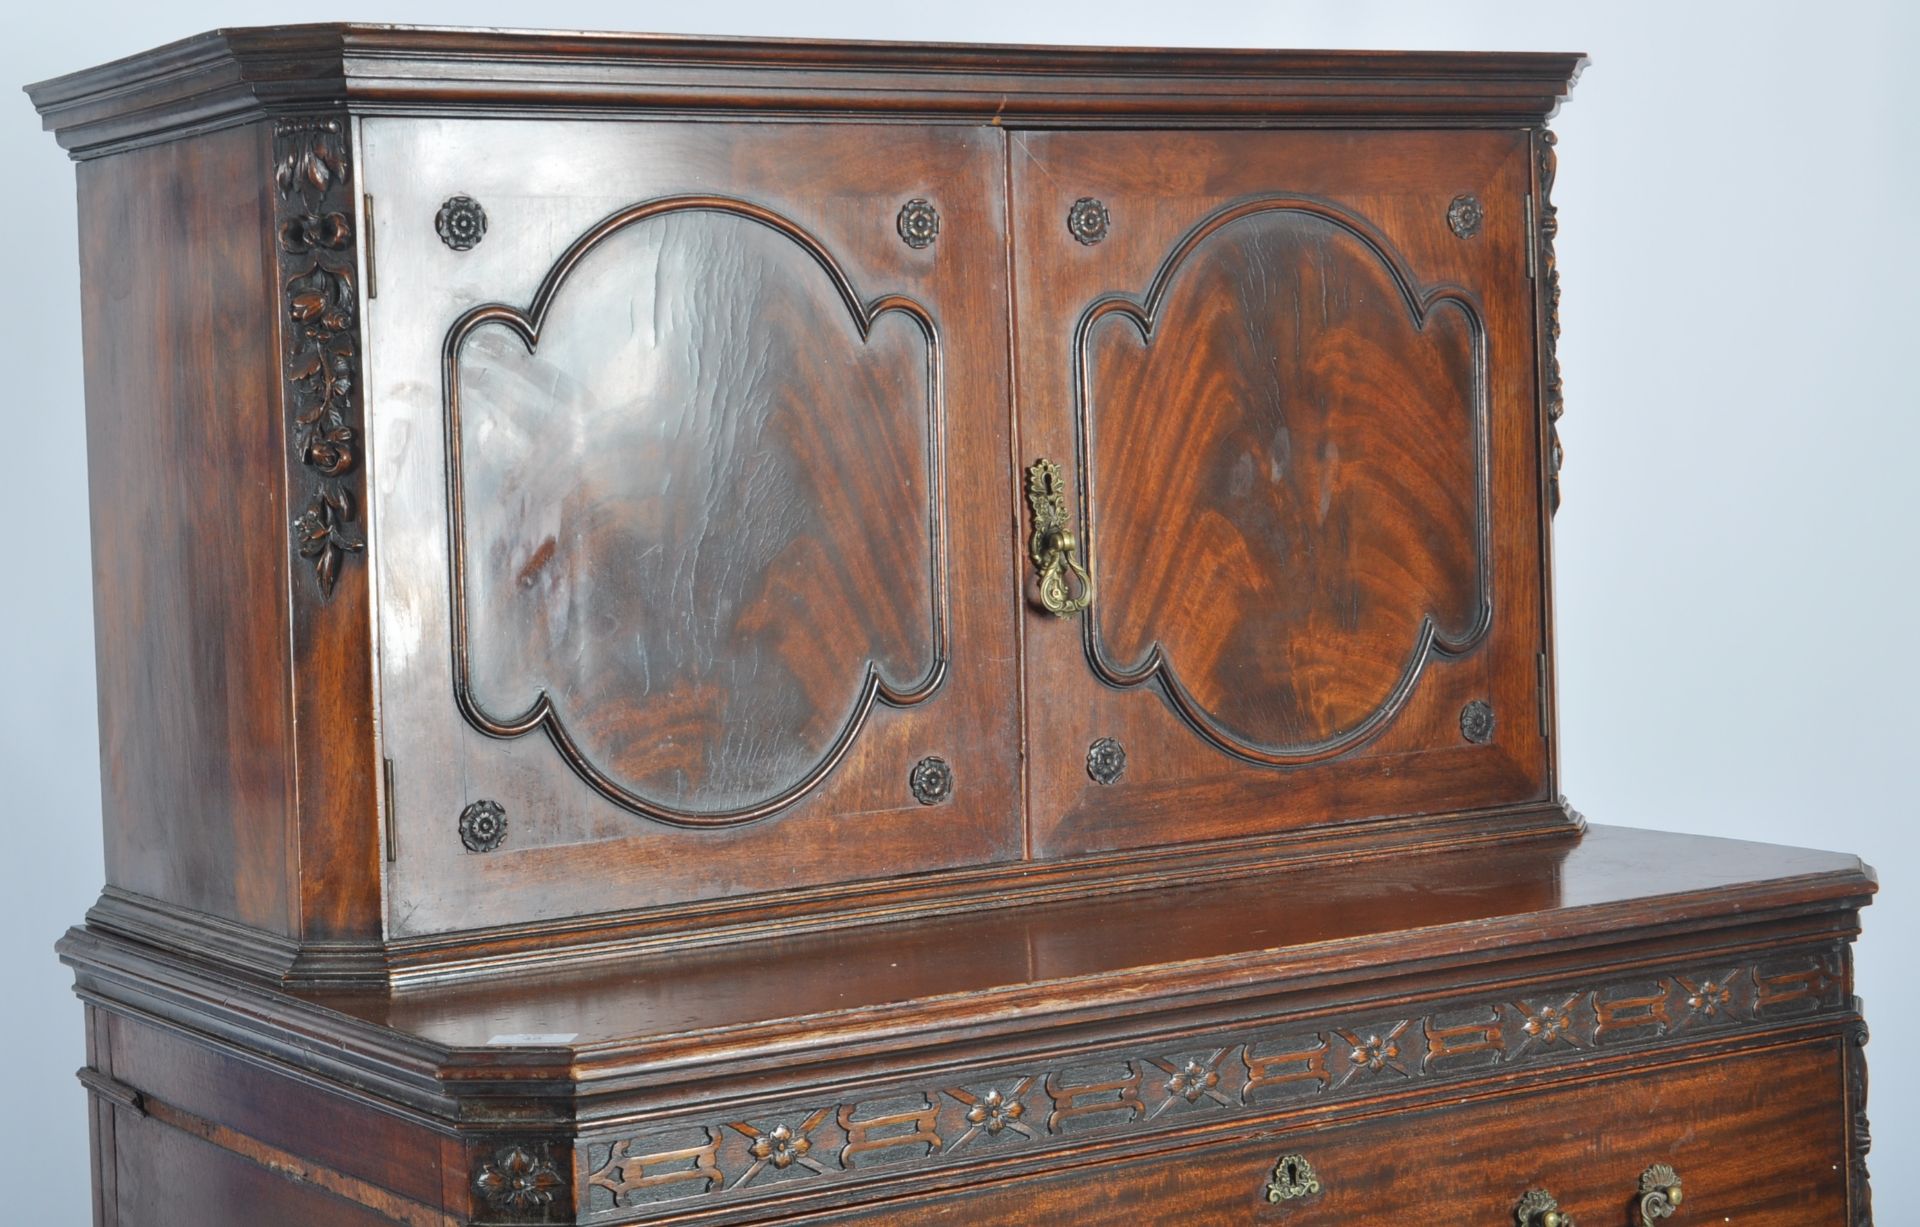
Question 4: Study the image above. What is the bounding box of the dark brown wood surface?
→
[62,822,1872,1225]
[806,1039,1848,1226]
[32,27,1591,986]
[303,825,1870,1051]
[76,122,298,939]
[26,27,1587,159]
[1010,130,1552,857]
[363,118,1021,934]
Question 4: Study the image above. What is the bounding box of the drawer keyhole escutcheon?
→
[1638,1164,1683,1225]
[1264,1152,1320,1203]
[1025,458,1093,617]
[1515,1188,1571,1227]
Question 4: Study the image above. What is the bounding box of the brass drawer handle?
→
[1513,1166,1681,1227]
[1025,458,1092,617]
[1515,1189,1572,1227]
[1637,1164,1683,1225]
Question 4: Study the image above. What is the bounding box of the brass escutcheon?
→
[1265,1152,1321,1204]
[1025,458,1093,617]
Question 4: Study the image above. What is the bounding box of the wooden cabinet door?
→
[361,119,1019,935]
[1009,131,1556,858]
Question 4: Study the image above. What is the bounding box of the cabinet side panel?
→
[78,124,296,936]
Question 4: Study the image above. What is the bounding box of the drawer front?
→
[813,1039,1849,1226]
[1009,129,1554,858]
[360,118,1022,934]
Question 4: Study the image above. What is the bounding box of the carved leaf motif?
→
[274,118,362,600]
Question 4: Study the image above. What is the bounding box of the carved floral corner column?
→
[273,114,364,599]
[1535,128,1565,516]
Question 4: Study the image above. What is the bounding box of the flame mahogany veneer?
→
[30,25,1875,1225]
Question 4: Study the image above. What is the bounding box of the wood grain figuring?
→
[365,118,1019,934]
[77,122,297,937]
[30,34,1877,1227]
[447,199,944,823]
[1012,128,1553,858]
[1079,199,1487,760]
[807,1040,1848,1226]
[63,824,1870,1225]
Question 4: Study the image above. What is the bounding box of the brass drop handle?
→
[1512,1166,1681,1227]
[1515,1189,1573,1227]
[1025,458,1093,617]
[1637,1164,1683,1226]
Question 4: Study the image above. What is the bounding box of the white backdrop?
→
[5,3,1913,1222]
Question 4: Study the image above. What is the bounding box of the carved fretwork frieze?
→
[1536,127,1565,515]
[578,949,1849,1219]
[274,116,364,598]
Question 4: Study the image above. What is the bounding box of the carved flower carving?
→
[1460,700,1496,744]
[896,199,940,249]
[473,1145,562,1212]
[1348,1033,1401,1072]
[1165,1059,1222,1104]
[275,125,344,199]
[910,756,953,806]
[1685,979,1732,1017]
[1086,737,1127,785]
[437,194,489,251]
[964,1088,1025,1134]
[1067,197,1110,245]
[1522,1002,1571,1043]
[749,1124,811,1170]
[459,799,508,853]
[275,119,362,600]
[1447,193,1485,239]
[279,210,352,255]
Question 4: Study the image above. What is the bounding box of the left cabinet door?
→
[361,119,1020,936]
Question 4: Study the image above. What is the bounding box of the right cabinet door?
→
[1009,130,1555,858]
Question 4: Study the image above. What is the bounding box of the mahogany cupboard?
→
[28,25,1875,1226]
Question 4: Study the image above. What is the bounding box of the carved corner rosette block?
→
[472,1140,570,1223]
[274,115,364,599]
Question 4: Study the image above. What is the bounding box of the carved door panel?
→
[1009,131,1555,858]
[362,119,1019,934]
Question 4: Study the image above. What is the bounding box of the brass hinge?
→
[382,756,398,863]
[363,192,379,301]
[1525,194,1537,281]
[1536,652,1550,736]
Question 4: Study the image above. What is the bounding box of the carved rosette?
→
[1447,193,1484,239]
[459,799,508,852]
[474,1144,563,1213]
[909,756,953,806]
[1536,129,1566,514]
[1086,737,1127,785]
[436,194,489,251]
[275,117,364,599]
[1460,700,1496,744]
[896,198,939,249]
[1067,197,1110,245]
